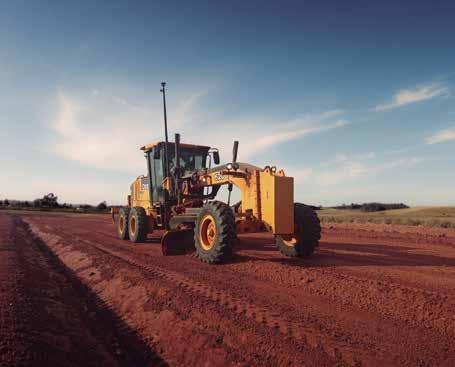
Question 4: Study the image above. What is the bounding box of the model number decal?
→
[141,183,149,191]
[214,172,227,182]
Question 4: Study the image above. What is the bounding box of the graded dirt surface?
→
[2,213,455,366]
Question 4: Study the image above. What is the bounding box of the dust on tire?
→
[194,201,236,263]
[276,203,321,257]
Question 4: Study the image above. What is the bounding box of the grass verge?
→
[318,207,455,229]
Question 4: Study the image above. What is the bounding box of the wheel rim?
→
[281,236,298,247]
[199,215,217,251]
[130,216,136,236]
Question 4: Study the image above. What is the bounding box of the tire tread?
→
[276,203,321,257]
[129,207,148,243]
[194,201,236,263]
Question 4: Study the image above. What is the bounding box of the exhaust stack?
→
[227,140,239,205]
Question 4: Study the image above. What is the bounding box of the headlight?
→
[201,176,211,184]
[226,163,233,170]
[271,166,277,173]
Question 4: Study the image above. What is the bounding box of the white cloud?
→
[245,111,350,154]
[373,82,448,111]
[50,90,209,174]
[50,91,350,171]
[426,126,455,144]
[290,168,313,184]
[317,161,368,185]
[52,94,149,173]
[292,153,422,186]
[380,157,422,170]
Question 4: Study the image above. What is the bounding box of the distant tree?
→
[75,204,93,213]
[33,199,42,208]
[97,201,108,211]
[24,201,30,207]
[41,193,59,208]
[4,199,9,206]
[0,200,3,206]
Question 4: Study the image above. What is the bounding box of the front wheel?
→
[194,201,236,264]
[276,203,321,257]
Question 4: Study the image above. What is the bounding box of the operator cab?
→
[140,141,219,204]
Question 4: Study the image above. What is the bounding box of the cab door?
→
[150,147,165,204]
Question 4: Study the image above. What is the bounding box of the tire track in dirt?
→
[25,215,455,366]
[79,227,455,348]
[230,255,455,336]
[27,223,363,366]
[25,219,341,366]
[56,229,383,363]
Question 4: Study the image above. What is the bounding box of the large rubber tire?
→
[128,207,148,243]
[117,207,130,240]
[194,201,236,264]
[276,203,321,257]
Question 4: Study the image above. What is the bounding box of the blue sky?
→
[1,0,454,206]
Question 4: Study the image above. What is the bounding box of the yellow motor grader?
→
[113,83,321,264]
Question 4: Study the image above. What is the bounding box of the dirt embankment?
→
[2,212,455,366]
[0,214,162,367]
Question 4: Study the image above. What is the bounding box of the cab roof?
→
[140,141,211,153]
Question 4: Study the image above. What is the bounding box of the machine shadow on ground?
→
[100,223,455,268]
[231,235,455,268]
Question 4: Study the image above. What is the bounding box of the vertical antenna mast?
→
[160,82,170,178]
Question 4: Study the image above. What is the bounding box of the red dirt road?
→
[2,212,455,366]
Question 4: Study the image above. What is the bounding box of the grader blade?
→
[161,229,195,256]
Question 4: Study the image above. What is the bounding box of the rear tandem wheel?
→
[128,207,148,243]
[117,207,130,240]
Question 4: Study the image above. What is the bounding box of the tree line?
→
[333,202,409,212]
[0,193,108,212]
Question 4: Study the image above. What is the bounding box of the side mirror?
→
[213,151,220,165]
[153,149,161,159]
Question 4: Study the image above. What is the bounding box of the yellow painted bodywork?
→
[128,163,295,235]
[258,171,294,234]
[130,177,153,215]
[202,164,294,234]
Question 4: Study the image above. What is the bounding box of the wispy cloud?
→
[292,152,422,186]
[200,110,350,162]
[426,126,455,144]
[49,90,351,171]
[373,82,448,111]
[250,110,350,153]
[51,92,200,173]
[320,157,422,185]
